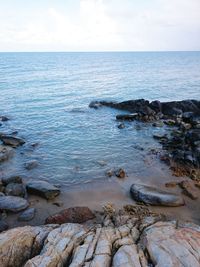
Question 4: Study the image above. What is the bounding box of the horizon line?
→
[0,50,200,53]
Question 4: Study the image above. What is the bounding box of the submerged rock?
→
[18,208,36,221]
[116,113,138,121]
[0,145,14,163]
[130,183,185,206]
[26,180,60,200]
[0,135,25,148]
[24,160,39,170]
[0,116,9,122]
[0,196,29,212]
[45,206,95,224]
[115,168,126,178]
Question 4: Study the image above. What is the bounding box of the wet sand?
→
[6,158,200,228]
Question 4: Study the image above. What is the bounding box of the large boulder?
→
[0,225,56,267]
[5,183,26,197]
[26,180,60,200]
[0,196,29,212]
[130,184,185,206]
[0,135,25,148]
[45,206,95,224]
[141,221,200,267]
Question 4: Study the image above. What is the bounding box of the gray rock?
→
[26,180,60,200]
[24,160,39,170]
[130,183,185,206]
[2,175,22,185]
[0,145,14,162]
[0,135,25,148]
[5,183,26,197]
[0,196,29,212]
[18,208,36,221]
[0,220,8,232]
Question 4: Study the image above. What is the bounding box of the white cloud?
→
[0,0,199,51]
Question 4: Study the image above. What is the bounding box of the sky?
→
[0,0,200,52]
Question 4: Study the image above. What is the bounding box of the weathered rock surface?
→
[179,180,198,200]
[130,183,185,206]
[0,196,29,212]
[26,180,60,200]
[0,213,200,267]
[45,206,95,224]
[0,225,56,267]
[0,145,14,163]
[141,221,200,267]
[0,135,25,147]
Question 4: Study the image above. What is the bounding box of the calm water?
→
[0,52,200,186]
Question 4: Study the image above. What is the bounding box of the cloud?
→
[0,0,199,51]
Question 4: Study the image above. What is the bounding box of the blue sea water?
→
[0,52,200,186]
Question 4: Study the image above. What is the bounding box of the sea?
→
[0,52,200,187]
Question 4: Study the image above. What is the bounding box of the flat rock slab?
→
[130,183,185,206]
[26,180,60,200]
[45,206,95,224]
[0,196,29,212]
[0,135,25,148]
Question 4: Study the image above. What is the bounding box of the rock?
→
[25,224,87,267]
[178,180,198,200]
[0,135,25,147]
[24,160,39,170]
[18,208,36,221]
[115,168,126,178]
[0,221,8,233]
[0,196,29,212]
[106,170,113,177]
[164,119,176,126]
[0,145,14,163]
[0,116,9,122]
[45,207,95,224]
[112,244,142,267]
[141,221,200,267]
[118,123,125,129]
[5,183,26,197]
[130,184,185,206]
[153,133,168,142]
[0,225,56,267]
[116,113,138,121]
[165,181,178,188]
[152,121,164,127]
[26,180,60,200]
[89,101,103,109]
[2,175,22,185]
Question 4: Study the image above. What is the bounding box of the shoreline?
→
[0,98,200,231]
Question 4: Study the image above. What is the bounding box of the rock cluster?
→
[0,208,200,267]
[90,99,200,179]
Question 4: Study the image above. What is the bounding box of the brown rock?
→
[179,180,198,200]
[165,181,178,188]
[45,206,95,224]
[115,168,126,178]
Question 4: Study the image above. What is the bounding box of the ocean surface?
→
[0,52,200,187]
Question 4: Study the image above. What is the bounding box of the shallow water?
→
[0,52,200,186]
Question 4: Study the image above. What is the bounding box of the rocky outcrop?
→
[130,183,185,206]
[26,180,60,200]
[0,210,200,267]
